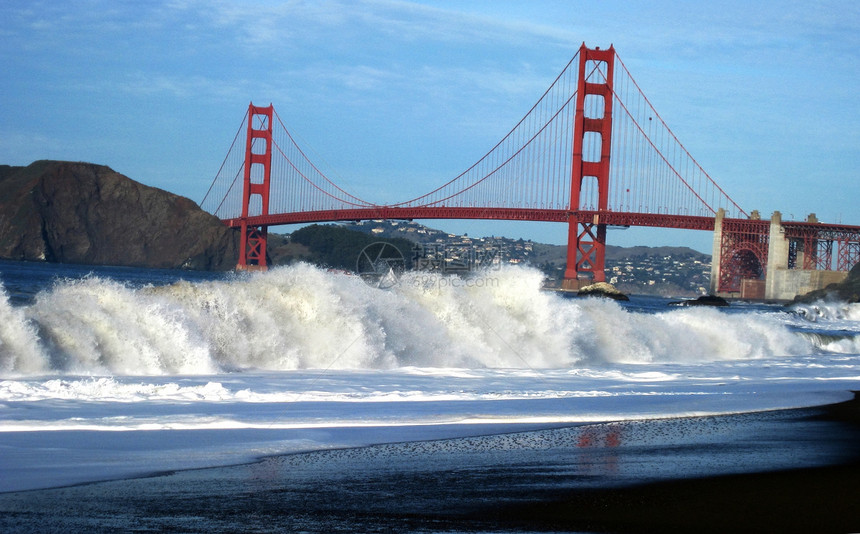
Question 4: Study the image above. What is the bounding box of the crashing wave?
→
[0,264,825,375]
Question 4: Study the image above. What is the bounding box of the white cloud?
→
[115,72,261,102]
[167,0,581,52]
[2,0,858,237]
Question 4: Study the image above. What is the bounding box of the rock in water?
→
[0,160,239,270]
[668,294,729,307]
[576,282,630,301]
[792,262,860,304]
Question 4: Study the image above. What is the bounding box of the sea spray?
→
[0,283,47,374]
[788,301,860,322]
[785,301,860,353]
[28,277,216,375]
[563,299,811,364]
[398,267,582,368]
[0,263,829,376]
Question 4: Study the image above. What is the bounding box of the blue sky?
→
[2,0,858,253]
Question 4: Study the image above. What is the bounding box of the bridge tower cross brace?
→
[237,103,273,270]
[563,44,615,289]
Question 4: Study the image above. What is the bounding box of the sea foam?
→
[0,264,826,376]
[788,301,860,322]
[0,283,47,374]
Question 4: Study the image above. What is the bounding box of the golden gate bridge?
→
[201,44,860,299]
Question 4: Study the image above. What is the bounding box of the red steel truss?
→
[718,219,769,293]
[783,222,860,272]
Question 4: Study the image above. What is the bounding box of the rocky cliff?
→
[0,161,238,270]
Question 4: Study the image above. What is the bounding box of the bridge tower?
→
[563,44,615,289]
[238,103,273,270]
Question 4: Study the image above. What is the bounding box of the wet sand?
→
[488,394,860,533]
[491,461,860,533]
[1,395,859,533]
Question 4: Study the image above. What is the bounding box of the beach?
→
[490,394,860,533]
[3,263,860,532]
[1,394,858,533]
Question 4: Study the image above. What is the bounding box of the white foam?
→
[0,375,707,404]
[0,377,232,402]
[0,263,836,376]
[788,301,860,323]
[0,283,48,374]
[820,336,860,354]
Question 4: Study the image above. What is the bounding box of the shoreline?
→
[483,392,860,533]
[0,395,858,533]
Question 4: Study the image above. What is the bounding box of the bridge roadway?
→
[224,209,719,232]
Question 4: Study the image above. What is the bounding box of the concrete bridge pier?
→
[711,210,849,301]
[708,209,724,297]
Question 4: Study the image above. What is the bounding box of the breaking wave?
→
[788,301,860,323]
[0,264,834,376]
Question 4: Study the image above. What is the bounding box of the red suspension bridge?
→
[201,44,860,298]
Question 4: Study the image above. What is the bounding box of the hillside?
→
[0,161,238,270]
[268,224,415,271]
[271,220,713,296]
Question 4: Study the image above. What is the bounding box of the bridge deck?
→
[224,208,719,232]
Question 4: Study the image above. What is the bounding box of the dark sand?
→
[488,394,860,533]
[1,395,859,533]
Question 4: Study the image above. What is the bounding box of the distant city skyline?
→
[2,1,858,253]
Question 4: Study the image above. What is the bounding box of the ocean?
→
[1,259,859,531]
